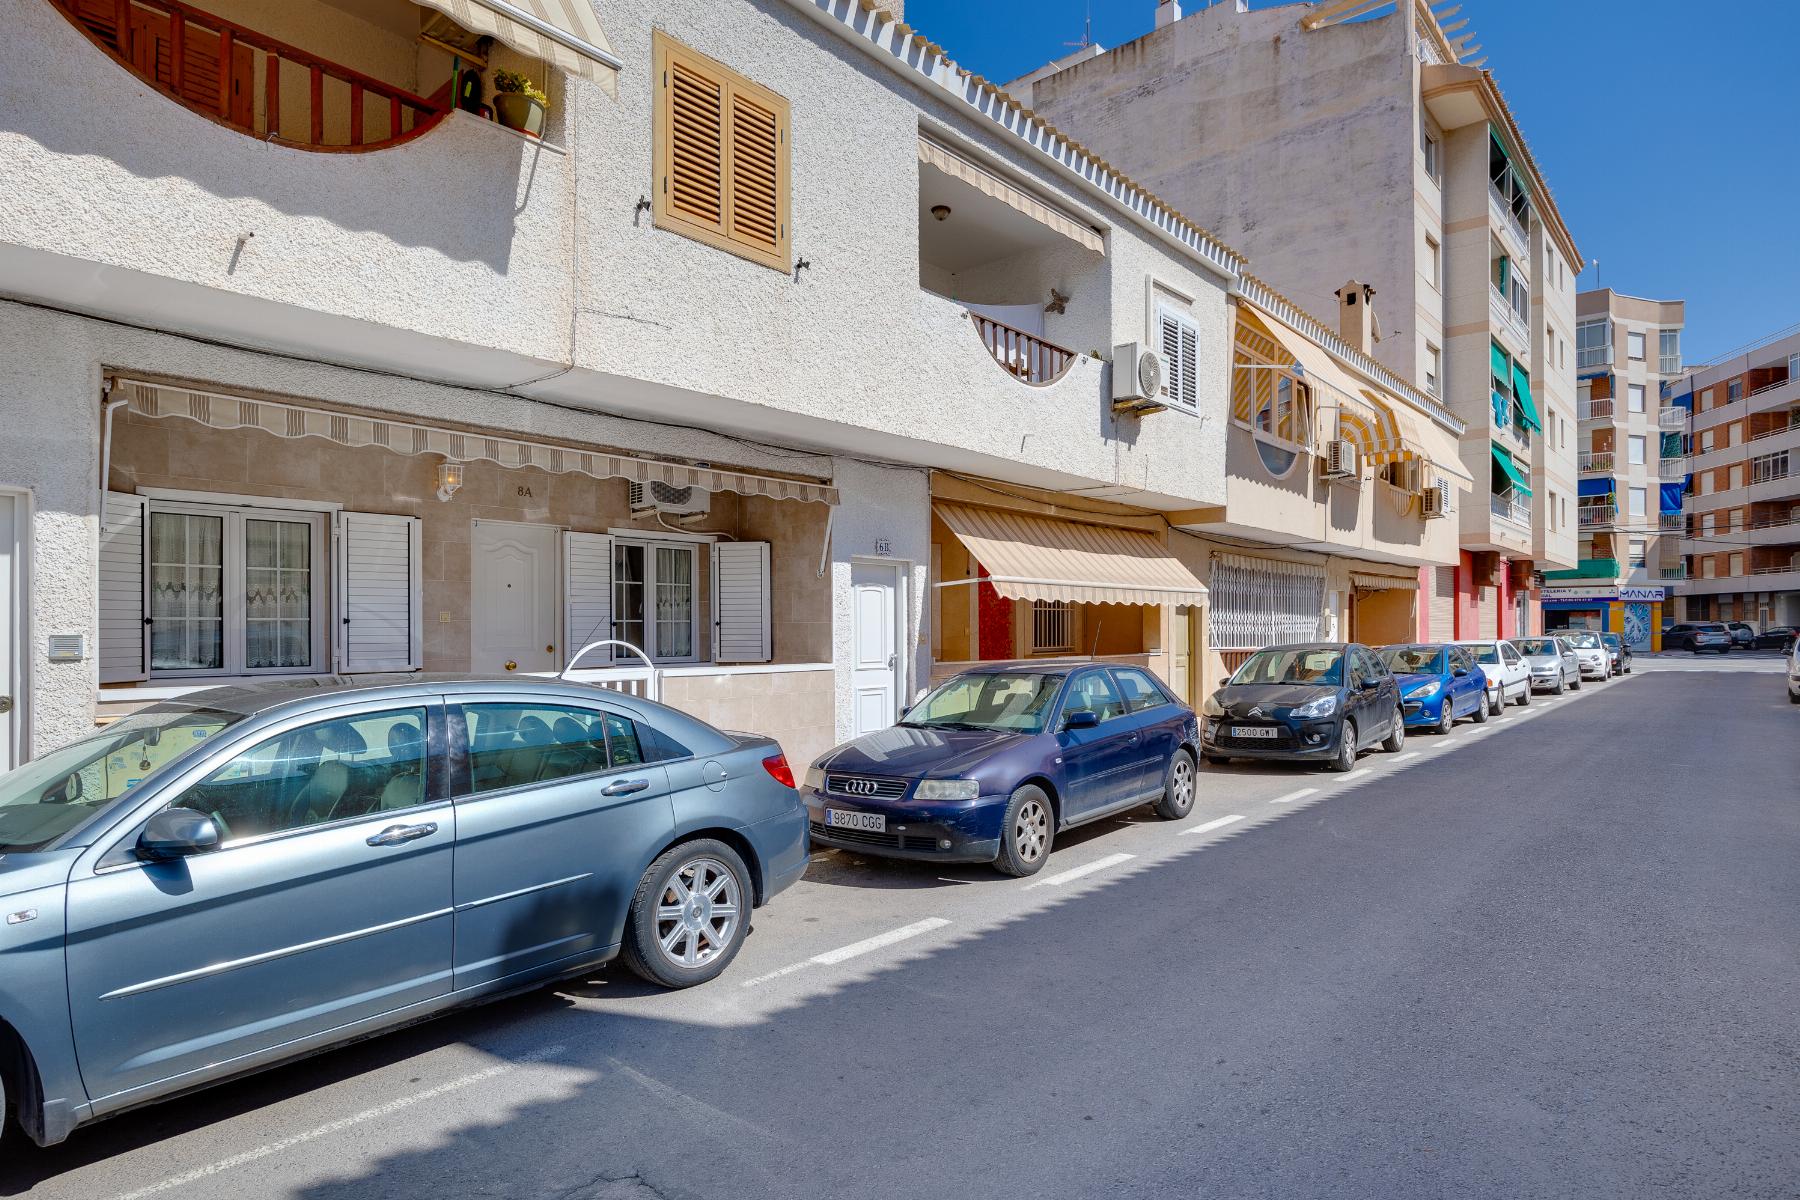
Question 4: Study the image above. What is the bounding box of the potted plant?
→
[491,69,548,138]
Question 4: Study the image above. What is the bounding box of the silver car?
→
[1514,636,1580,693]
[0,677,807,1149]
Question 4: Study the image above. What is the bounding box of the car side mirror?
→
[1452,667,1468,677]
[137,808,222,862]
[1063,710,1101,731]
[1359,678,1381,690]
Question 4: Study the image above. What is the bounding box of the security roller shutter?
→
[336,512,421,673]
[1429,566,1456,641]
[712,541,772,663]
[564,532,614,668]
[1208,555,1325,650]
[99,492,148,683]
[1477,585,1498,638]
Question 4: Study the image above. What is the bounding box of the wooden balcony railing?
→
[54,0,449,152]
[969,312,1077,386]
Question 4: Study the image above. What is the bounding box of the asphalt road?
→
[5,654,1796,1199]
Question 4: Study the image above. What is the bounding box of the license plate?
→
[825,809,886,833]
[1230,725,1279,739]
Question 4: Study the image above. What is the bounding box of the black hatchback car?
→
[1200,643,1405,772]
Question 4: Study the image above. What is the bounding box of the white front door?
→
[471,521,559,675]
[851,561,902,737]
[0,494,17,772]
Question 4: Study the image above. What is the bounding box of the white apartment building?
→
[1010,0,1583,641]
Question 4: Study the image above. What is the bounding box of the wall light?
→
[436,461,465,502]
[930,204,951,221]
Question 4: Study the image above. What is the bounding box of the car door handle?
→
[366,823,437,847]
[602,779,650,797]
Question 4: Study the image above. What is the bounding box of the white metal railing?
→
[1748,416,1800,443]
[556,640,662,702]
[1658,458,1689,480]
[1660,565,1687,579]
[1489,182,1529,246]
[1579,503,1618,529]
[1490,493,1532,526]
[1579,398,1614,421]
[1659,513,1686,532]
[1578,450,1614,473]
[1658,408,1688,431]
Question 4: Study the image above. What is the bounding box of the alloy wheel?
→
[1170,755,1195,812]
[652,856,741,970]
[1013,798,1050,863]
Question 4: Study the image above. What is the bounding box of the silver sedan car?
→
[1513,636,1581,693]
[0,676,806,1149]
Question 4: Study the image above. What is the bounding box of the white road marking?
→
[808,917,952,964]
[1335,769,1370,782]
[1025,852,1136,889]
[1393,751,1422,762]
[1268,787,1319,805]
[1182,813,1247,836]
[110,1042,570,1200]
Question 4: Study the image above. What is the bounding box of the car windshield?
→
[0,705,245,852]
[1516,639,1557,656]
[1567,632,1603,649]
[1601,634,1622,647]
[1229,648,1343,687]
[1379,646,1446,675]
[1463,645,1501,665]
[901,672,1063,734]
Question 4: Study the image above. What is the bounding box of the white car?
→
[1560,630,1612,680]
[1788,639,1800,705]
[1453,639,1532,713]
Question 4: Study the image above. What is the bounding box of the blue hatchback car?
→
[0,676,806,1148]
[1378,643,1489,734]
[803,664,1200,877]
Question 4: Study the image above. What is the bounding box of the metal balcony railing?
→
[1579,399,1614,422]
[1578,503,1618,529]
[1659,513,1687,532]
[1659,565,1687,579]
[1490,493,1532,526]
[969,313,1077,386]
[1658,407,1688,431]
[1578,451,1614,473]
[1658,458,1689,480]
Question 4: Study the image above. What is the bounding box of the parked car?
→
[0,676,807,1149]
[1599,632,1633,675]
[805,664,1199,878]
[1379,643,1489,734]
[1789,639,1800,704]
[1663,622,1734,654]
[1515,636,1578,693]
[1563,630,1612,679]
[1724,621,1757,649]
[1453,639,1532,712]
[1200,643,1403,773]
[1751,625,1797,652]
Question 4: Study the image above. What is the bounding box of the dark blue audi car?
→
[802,664,1200,877]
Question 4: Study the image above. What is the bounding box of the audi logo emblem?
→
[838,778,880,796]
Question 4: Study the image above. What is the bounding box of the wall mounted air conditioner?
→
[1110,342,1167,411]
[1421,480,1452,519]
[629,480,712,522]
[1320,439,1358,480]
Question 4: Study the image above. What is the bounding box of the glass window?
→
[1254,376,1303,477]
[1628,331,1646,361]
[1465,644,1501,665]
[1576,319,1611,369]
[1425,343,1441,397]
[1063,671,1126,723]
[1628,435,1647,465]
[1628,384,1647,414]
[1659,330,1681,374]
[1112,668,1171,713]
[1379,646,1446,675]
[175,707,430,841]
[149,511,224,672]
[1728,379,1743,402]
[1629,539,1647,568]
[1032,600,1074,653]
[903,672,1063,735]
[1629,487,1647,519]
[465,702,626,794]
[598,711,647,767]
[1425,236,1441,289]
[613,540,699,662]
[1420,119,1441,181]
[1229,648,1342,687]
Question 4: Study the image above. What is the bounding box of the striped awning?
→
[935,503,1206,607]
[113,378,838,505]
[414,0,622,94]
[918,137,1105,256]
[1350,571,1421,592]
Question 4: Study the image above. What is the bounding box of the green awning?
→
[1491,444,1532,495]
[1490,341,1511,386]
[1511,363,1542,432]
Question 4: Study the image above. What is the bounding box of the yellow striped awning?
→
[1350,571,1421,591]
[935,503,1206,607]
[415,0,622,94]
[918,137,1106,256]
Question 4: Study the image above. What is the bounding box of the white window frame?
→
[1628,435,1647,466]
[1628,486,1647,520]
[1628,383,1647,414]
[1425,342,1441,397]
[1155,301,1201,414]
[1628,330,1647,361]
[1424,235,1441,291]
[1659,330,1681,375]
[612,536,703,664]
[144,498,330,680]
[1420,119,1441,183]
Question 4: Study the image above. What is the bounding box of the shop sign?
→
[1619,586,1666,602]
[1541,585,1667,603]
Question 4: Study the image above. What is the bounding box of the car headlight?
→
[1288,694,1337,720]
[914,778,980,801]
[803,766,825,793]
[1201,694,1225,717]
[1405,680,1442,699]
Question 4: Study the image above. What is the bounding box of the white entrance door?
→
[471,521,559,675]
[851,561,903,737]
[0,495,17,772]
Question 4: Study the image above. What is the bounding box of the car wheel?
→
[1153,750,1197,820]
[1552,672,1564,695]
[1435,703,1454,735]
[1380,707,1405,753]
[1515,684,1530,707]
[621,839,751,989]
[1471,695,1488,724]
[993,785,1054,878]
[1570,673,1582,690]
[1789,690,1800,705]
[1488,689,1503,716]
[1325,719,1357,772]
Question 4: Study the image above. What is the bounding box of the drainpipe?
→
[97,379,127,533]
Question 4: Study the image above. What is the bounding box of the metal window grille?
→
[1208,556,1326,651]
[1031,600,1073,653]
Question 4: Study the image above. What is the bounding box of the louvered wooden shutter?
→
[655,32,790,271]
[563,532,614,669]
[1158,308,1198,411]
[98,492,148,683]
[336,512,421,673]
[712,541,772,663]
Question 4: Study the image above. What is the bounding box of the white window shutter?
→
[712,541,772,663]
[99,492,148,683]
[563,532,614,669]
[1158,308,1198,411]
[337,512,422,673]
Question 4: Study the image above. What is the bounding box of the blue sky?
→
[907,0,1800,365]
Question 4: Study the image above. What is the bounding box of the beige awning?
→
[415,0,621,94]
[1351,571,1421,591]
[935,503,1206,607]
[114,378,837,505]
[918,137,1105,256]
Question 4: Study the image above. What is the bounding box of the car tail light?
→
[762,753,796,789]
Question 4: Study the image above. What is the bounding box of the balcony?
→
[1658,457,1689,480]
[1659,512,1687,533]
[1488,183,1529,255]
[1578,502,1618,530]
[1490,492,1532,528]
[1489,283,1528,346]
[1658,407,1688,431]
[1659,565,1688,580]
[968,313,1077,386]
[1579,399,1615,422]
[1578,450,1614,474]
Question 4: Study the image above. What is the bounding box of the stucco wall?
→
[660,666,836,771]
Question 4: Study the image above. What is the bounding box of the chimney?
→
[1334,280,1381,354]
[1155,1,1182,28]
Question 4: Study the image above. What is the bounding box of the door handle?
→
[366,822,437,847]
[602,779,650,797]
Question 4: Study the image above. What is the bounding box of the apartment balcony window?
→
[1490,491,1531,527]
[1576,319,1613,370]
[1659,330,1682,375]
[1658,406,1688,431]
[918,136,1101,390]
[1488,127,1533,243]
[1750,451,1791,485]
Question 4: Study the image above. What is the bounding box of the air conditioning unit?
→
[629,480,712,522]
[1111,342,1167,410]
[1320,439,1358,480]
[1421,480,1452,519]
